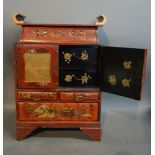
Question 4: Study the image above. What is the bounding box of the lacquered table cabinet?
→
[14,16,147,141]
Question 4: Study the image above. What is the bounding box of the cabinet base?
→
[16,121,101,141]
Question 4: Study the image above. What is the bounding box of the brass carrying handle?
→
[36,30,48,36]
[70,31,85,36]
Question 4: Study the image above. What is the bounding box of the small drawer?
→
[18,102,99,121]
[59,45,99,68]
[60,91,100,102]
[22,27,98,44]
[17,91,57,101]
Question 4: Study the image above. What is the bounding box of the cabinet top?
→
[21,23,99,28]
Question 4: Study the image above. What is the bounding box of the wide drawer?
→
[18,102,99,121]
[22,27,98,44]
[59,45,99,68]
[17,91,58,101]
[60,91,100,102]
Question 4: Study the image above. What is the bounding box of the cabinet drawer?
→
[60,92,100,102]
[17,91,57,101]
[18,102,99,121]
[59,45,99,68]
[59,69,98,87]
[22,27,98,44]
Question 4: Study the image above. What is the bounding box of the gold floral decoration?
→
[80,51,88,60]
[81,73,91,84]
[63,52,74,64]
[108,74,117,86]
[122,78,131,87]
[123,60,132,69]
[64,74,74,82]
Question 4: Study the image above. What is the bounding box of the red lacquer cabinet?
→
[15,18,101,141]
[14,14,147,141]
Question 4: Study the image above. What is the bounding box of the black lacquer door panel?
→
[59,45,99,68]
[100,46,147,100]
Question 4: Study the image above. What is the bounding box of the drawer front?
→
[60,92,100,102]
[59,45,99,68]
[22,27,97,44]
[17,91,57,101]
[18,102,99,121]
[59,69,98,87]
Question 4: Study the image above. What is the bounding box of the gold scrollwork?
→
[64,73,91,84]
[63,52,75,64]
[122,78,131,87]
[22,93,31,99]
[123,60,132,69]
[108,74,117,86]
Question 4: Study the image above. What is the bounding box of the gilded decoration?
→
[123,60,132,69]
[64,75,73,82]
[25,104,93,119]
[64,73,91,84]
[108,74,117,86]
[80,51,88,60]
[63,52,75,64]
[122,78,131,87]
[24,51,51,82]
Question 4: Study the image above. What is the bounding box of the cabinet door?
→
[15,44,58,89]
[99,46,147,100]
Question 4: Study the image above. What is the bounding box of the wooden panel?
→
[17,91,57,101]
[60,92,100,102]
[22,27,98,44]
[15,44,59,89]
[18,102,99,121]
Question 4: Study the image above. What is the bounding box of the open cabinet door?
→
[99,46,147,100]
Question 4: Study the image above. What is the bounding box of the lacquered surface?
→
[60,91,100,102]
[18,102,99,121]
[22,27,98,44]
[17,91,58,101]
[15,44,59,89]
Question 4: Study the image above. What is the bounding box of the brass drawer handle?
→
[31,97,42,101]
[36,30,48,36]
[74,94,85,101]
